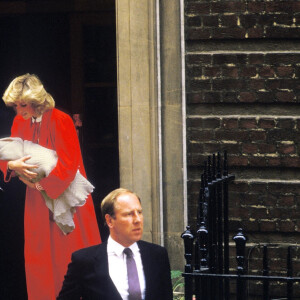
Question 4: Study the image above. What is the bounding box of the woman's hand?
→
[19,177,36,189]
[8,155,38,181]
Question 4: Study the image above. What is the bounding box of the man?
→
[57,188,173,300]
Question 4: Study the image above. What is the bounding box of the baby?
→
[0,137,94,234]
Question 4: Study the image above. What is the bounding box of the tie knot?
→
[124,248,133,258]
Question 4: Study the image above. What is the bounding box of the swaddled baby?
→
[0,137,94,234]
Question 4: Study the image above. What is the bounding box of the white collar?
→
[32,115,43,123]
[107,236,139,257]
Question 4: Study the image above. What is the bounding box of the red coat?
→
[0,108,101,300]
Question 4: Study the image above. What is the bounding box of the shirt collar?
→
[32,115,43,123]
[107,236,139,257]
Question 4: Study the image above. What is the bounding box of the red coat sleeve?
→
[40,112,82,199]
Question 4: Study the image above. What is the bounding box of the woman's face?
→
[13,100,37,120]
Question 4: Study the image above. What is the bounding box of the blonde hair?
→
[101,188,141,224]
[2,73,55,115]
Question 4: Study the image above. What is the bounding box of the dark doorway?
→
[0,2,118,299]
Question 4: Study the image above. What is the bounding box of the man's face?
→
[106,192,143,247]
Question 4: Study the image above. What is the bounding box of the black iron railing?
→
[181,151,300,300]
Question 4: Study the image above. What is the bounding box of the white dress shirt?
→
[107,236,146,300]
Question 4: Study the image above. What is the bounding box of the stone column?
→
[116,0,185,269]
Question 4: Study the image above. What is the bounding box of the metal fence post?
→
[182,226,194,300]
[262,245,269,299]
[287,246,293,300]
[233,228,247,299]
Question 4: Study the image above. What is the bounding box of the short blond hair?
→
[101,188,141,224]
[3,73,55,115]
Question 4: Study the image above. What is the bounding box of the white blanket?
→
[0,137,94,234]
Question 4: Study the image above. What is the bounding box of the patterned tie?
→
[124,248,142,300]
[32,119,41,144]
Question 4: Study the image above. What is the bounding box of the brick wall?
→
[185,0,300,291]
[186,0,300,40]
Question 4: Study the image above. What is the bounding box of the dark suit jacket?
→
[57,240,173,300]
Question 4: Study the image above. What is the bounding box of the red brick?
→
[241,220,260,232]
[222,92,238,103]
[187,16,202,27]
[276,91,295,103]
[186,2,210,14]
[222,67,239,78]
[258,118,276,129]
[265,53,300,65]
[260,221,276,232]
[269,182,300,194]
[220,15,238,27]
[249,182,268,192]
[212,28,246,39]
[231,182,249,193]
[222,118,238,129]
[258,66,275,78]
[248,27,265,38]
[281,157,300,168]
[278,221,295,232]
[239,118,257,129]
[240,66,257,77]
[187,153,206,166]
[248,79,265,90]
[235,207,250,218]
[265,79,280,90]
[277,118,295,129]
[250,207,268,219]
[202,15,219,27]
[266,2,300,13]
[189,79,211,91]
[187,92,204,104]
[274,14,294,25]
[187,66,202,77]
[249,131,267,141]
[262,194,278,206]
[267,157,281,167]
[204,92,221,103]
[276,66,294,77]
[187,28,211,40]
[243,143,258,154]
[222,143,240,155]
[241,194,261,206]
[248,157,267,167]
[211,2,246,13]
[188,129,214,142]
[239,92,256,103]
[186,54,212,65]
[202,118,221,128]
[258,143,276,154]
[203,143,225,153]
[277,144,296,154]
[247,2,265,13]
[228,156,248,167]
[187,181,201,194]
[240,14,257,28]
[203,66,221,77]
[248,54,264,65]
[215,130,249,141]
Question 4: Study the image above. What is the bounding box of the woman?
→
[0,74,101,300]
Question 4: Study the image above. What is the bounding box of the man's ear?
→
[105,214,114,228]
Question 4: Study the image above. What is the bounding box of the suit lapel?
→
[94,242,123,300]
[138,241,153,300]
